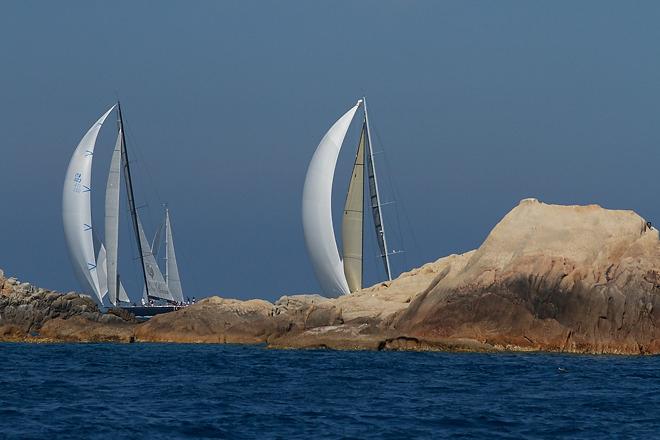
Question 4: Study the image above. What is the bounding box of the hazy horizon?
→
[2,1,660,301]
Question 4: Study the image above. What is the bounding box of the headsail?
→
[62,105,116,303]
[302,102,361,297]
[105,130,122,305]
[165,210,184,303]
[118,281,130,303]
[136,213,174,302]
[95,243,108,302]
[141,219,165,301]
[341,122,366,293]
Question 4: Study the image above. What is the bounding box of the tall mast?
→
[362,96,393,281]
[117,101,151,298]
[164,207,169,285]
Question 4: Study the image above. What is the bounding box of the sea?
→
[0,343,658,439]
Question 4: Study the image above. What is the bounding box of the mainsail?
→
[341,122,366,293]
[165,210,184,303]
[104,131,122,305]
[302,101,361,297]
[62,105,116,303]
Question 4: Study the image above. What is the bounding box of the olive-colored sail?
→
[342,123,366,292]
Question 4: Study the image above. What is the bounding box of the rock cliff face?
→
[0,271,135,342]
[393,199,660,354]
[3,199,660,354]
[134,297,275,343]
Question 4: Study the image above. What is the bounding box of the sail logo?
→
[73,172,82,193]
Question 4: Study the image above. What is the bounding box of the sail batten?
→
[341,123,366,293]
[62,105,116,303]
[302,103,361,297]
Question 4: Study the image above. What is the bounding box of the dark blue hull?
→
[119,305,185,318]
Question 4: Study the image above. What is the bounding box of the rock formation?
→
[0,270,135,342]
[3,199,660,354]
[393,198,660,354]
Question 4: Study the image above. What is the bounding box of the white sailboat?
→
[62,103,185,309]
[145,207,185,304]
[302,97,395,297]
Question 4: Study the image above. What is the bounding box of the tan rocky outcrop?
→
[393,199,660,354]
[4,198,660,354]
[134,297,275,343]
[0,270,136,341]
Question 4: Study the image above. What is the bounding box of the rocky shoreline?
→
[3,199,660,354]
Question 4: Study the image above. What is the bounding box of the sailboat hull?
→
[119,305,186,318]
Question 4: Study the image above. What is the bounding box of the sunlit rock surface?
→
[3,199,660,354]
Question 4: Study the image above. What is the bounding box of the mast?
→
[117,101,151,298]
[164,207,169,285]
[362,97,393,281]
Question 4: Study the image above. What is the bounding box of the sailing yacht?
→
[62,103,186,314]
[302,97,396,297]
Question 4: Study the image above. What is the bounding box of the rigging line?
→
[364,202,381,286]
[371,123,421,268]
[121,194,140,301]
[119,111,164,230]
[367,115,407,270]
[166,211,201,299]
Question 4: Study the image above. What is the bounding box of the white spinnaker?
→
[165,210,184,303]
[137,214,174,302]
[105,131,122,306]
[62,106,115,303]
[302,102,360,297]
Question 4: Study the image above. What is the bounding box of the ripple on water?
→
[0,344,659,439]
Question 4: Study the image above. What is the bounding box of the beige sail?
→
[342,122,366,292]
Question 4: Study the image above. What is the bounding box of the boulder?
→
[393,199,660,354]
[134,296,276,343]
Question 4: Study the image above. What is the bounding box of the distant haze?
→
[1,1,660,301]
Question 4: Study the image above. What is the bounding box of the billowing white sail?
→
[302,102,360,297]
[165,210,184,303]
[62,106,115,303]
[137,214,174,302]
[105,131,122,305]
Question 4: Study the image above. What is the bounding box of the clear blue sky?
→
[1,1,660,301]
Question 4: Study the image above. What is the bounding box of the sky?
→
[1,1,660,302]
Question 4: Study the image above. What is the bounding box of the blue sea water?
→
[0,344,659,439]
